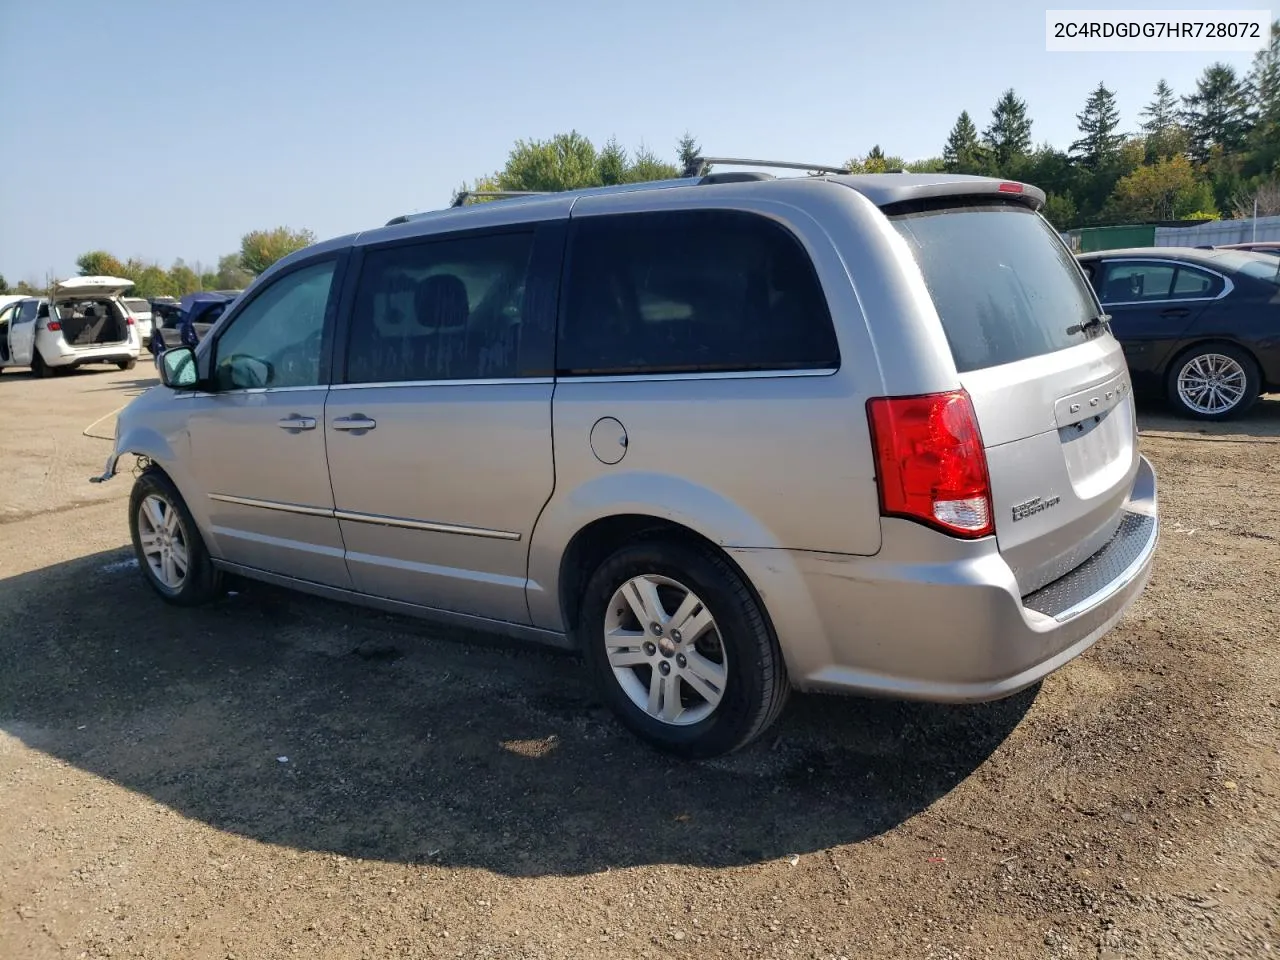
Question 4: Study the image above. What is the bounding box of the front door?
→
[183,255,352,588]
[0,299,37,365]
[323,225,561,624]
[10,299,38,365]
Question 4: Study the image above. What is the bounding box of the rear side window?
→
[559,210,839,375]
[345,232,536,383]
[890,203,1098,373]
[1097,261,1223,303]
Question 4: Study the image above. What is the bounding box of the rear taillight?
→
[46,321,61,332]
[997,181,1024,194]
[867,389,994,538]
[126,315,135,325]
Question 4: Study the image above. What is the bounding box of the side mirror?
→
[159,346,199,389]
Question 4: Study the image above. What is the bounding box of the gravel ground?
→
[1,366,1277,960]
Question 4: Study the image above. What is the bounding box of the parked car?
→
[150,298,183,333]
[122,297,155,345]
[1076,247,1280,419]
[96,166,1159,758]
[150,292,238,349]
[0,276,140,377]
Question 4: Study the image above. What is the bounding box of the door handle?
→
[1160,307,1191,318]
[277,415,316,431]
[332,415,377,432]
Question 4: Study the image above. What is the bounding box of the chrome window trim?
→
[1091,257,1234,306]
[331,377,554,390]
[557,367,839,384]
[208,492,334,517]
[328,368,837,388]
[333,509,521,541]
[186,384,326,398]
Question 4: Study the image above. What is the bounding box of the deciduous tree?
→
[239,228,317,277]
[1105,155,1218,221]
[75,251,126,277]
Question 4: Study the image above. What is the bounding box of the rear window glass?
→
[1216,251,1280,284]
[124,298,151,312]
[889,203,1098,373]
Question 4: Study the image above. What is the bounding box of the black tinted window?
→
[346,232,535,383]
[559,210,838,375]
[890,203,1098,373]
[1172,266,1220,296]
[1100,262,1175,302]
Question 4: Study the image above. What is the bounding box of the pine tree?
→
[1140,79,1179,135]
[597,137,628,185]
[1181,63,1252,162]
[1247,21,1280,139]
[942,111,985,173]
[1070,83,1124,169]
[982,89,1033,172]
[1140,80,1188,160]
[677,132,704,176]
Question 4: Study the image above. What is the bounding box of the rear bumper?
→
[731,456,1159,702]
[44,341,140,367]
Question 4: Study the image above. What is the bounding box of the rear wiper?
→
[1067,313,1110,336]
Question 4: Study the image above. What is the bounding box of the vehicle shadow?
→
[87,376,160,394]
[0,548,1035,877]
[1137,392,1280,438]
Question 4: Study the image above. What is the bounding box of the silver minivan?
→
[96,164,1159,757]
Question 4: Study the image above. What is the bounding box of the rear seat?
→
[58,305,115,346]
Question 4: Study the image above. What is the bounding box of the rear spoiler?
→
[836,176,1046,213]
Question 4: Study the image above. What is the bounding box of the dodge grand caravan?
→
[95,162,1159,758]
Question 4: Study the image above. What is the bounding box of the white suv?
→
[0,276,141,376]
[123,297,155,346]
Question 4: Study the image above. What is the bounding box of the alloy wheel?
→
[603,574,728,726]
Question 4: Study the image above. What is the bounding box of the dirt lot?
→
[1,365,1277,960]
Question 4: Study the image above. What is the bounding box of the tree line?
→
[468,25,1280,229]
[0,227,316,300]
[10,34,1280,301]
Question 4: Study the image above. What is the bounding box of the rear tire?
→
[1165,343,1259,420]
[117,358,137,371]
[579,537,789,759]
[31,351,51,378]
[129,469,222,606]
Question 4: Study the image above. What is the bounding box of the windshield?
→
[890,202,1099,373]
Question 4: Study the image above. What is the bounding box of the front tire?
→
[580,538,789,759]
[1166,343,1259,420]
[129,469,222,605]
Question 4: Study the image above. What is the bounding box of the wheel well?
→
[557,515,753,641]
[1163,339,1263,388]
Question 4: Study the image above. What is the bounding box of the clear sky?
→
[0,0,1264,282]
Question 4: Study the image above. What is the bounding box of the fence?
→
[1062,215,1280,252]
[1152,215,1280,247]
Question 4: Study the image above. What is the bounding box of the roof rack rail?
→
[385,190,555,226]
[681,156,852,178]
[450,189,550,208]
